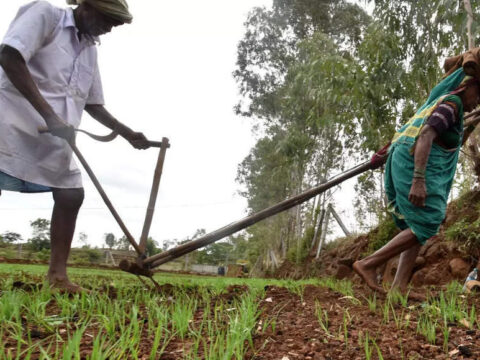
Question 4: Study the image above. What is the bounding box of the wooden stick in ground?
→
[144,160,374,268]
[70,143,142,255]
[138,137,170,254]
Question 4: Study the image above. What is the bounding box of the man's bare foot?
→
[47,276,90,294]
[353,260,385,293]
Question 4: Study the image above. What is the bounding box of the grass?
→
[1,265,480,359]
[0,264,326,359]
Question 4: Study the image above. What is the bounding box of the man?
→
[353,68,480,298]
[0,0,149,292]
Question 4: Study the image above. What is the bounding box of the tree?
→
[78,232,89,248]
[146,237,161,256]
[104,233,116,249]
[28,218,50,251]
[161,239,177,252]
[1,231,22,244]
[116,235,131,251]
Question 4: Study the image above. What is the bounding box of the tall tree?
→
[1,231,22,244]
[28,218,50,251]
[104,233,116,249]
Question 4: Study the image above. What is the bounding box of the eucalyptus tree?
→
[235,0,371,260]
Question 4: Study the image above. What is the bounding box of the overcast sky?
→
[0,0,361,249]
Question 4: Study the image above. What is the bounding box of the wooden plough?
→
[41,108,480,286]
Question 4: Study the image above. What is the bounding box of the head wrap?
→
[66,0,133,24]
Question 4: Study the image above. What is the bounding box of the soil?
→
[3,270,480,358]
[160,283,480,359]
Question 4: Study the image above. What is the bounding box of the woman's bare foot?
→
[47,275,90,294]
[353,260,385,293]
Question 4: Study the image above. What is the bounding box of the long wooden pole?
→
[144,160,373,267]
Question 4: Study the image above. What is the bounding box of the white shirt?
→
[0,0,105,188]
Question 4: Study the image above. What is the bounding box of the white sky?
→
[0,0,364,250]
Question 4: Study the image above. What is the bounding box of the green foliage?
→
[71,248,102,264]
[286,226,314,264]
[445,218,480,256]
[146,237,161,256]
[104,233,116,249]
[1,231,22,244]
[0,247,16,259]
[28,218,50,251]
[116,235,130,250]
[34,248,50,262]
[366,217,398,254]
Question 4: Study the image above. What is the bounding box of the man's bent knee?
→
[52,188,85,210]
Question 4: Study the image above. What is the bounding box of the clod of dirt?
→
[12,281,42,291]
[28,327,49,339]
[459,345,472,357]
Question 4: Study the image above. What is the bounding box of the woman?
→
[353,68,480,297]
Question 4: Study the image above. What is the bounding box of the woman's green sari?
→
[384,68,465,244]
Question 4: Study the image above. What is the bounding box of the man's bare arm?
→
[0,45,71,138]
[84,104,149,149]
[408,125,438,207]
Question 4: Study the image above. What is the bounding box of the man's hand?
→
[125,131,150,149]
[45,115,75,143]
[408,178,427,207]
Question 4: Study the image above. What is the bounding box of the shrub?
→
[366,217,398,254]
[70,249,102,265]
[445,218,480,257]
[287,226,315,264]
[34,249,50,262]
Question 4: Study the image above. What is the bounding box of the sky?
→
[0,0,361,249]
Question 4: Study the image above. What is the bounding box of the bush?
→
[70,249,102,265]
[287,226,315,264]
[0,247,16,259]
[366,217,398,254]
[445,218,480,257]
[34,249,50,262]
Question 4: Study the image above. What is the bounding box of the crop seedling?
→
[315,301,330,336]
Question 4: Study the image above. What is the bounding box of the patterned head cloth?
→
[66,0,133,24]
[449,75,480,95]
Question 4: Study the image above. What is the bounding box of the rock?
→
[406,351,421,359]
[419,236,439,257]
[458,345,472,357]
[415,256,426,267]
[337,258,354,267]
[411,268,428,286]
[412,263,451,286]
[382,256,400,284]
[335,264,352,280]
[449,258,471,278]
[424,242,447,263]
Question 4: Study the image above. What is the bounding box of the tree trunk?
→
[316,206,331,259]
[310,208,325,255]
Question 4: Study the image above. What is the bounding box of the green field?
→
[0,264,321,359]
[2,264,480,359]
